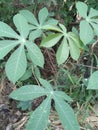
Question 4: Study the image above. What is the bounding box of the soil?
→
[0,79,27,130]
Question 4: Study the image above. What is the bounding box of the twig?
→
[0,76,4,93]
[14,116,29,130]
[91,38,98,54]
[32,68,40,86]
[75,63,98,70]
[80,126,90,130]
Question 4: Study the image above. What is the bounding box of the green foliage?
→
[41,24,83,65]
[0,1,98,130]
[27,97,51,130]
[19,7,58,41]
[55,98,79,130]
[0,7,59,84]
[20,0,34,4]
[0,14,44,84]
[76,1,98,44]
[86,0,98,10]
[17,101,32,111]
[87,71,98,89]
[10,78,80,130]
[0,0,16,22]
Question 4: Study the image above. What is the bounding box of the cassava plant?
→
[0,1,98,130]
[10,78,80,130]
[0,7,57,84]
[76,2,98,90]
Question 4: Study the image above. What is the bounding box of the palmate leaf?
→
[54,91,73,102]
[34,66,41,78]
[19,10,39,26]
[9,85,48,101]
[91,19,98,24]
[5,45,27,84]
[29,29,42,41]
[26,41,44,68]
[59,23,67,33]
[42,25,62,32]
[13,14,30,38]
[26,97,51,130]
[76,1,88,18]
[38,78,53,91]
[68,32,83,48]
[0,14,30,84]
[41,24,82,64]
[56,38,69,65]
[38,7,48,25]
[10,78,80,130]
[0,22,19,39]
[90,22,98,36]
[0,12,45,83]
[0,40,19,59]
[41,33,63,47]
[89,8,98,18]
[20,68,32,81]
[17,101,32,111]
[79,20,94,45]
[76,2,98,45]
[44,18,58,26]
[19,8,58,41]
[68,38,80,60]
[54,97,80,130]
[20,8,58,28]
[87,71,98,89]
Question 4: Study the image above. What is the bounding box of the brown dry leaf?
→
[85,116,98,128]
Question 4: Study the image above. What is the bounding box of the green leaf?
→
[76,2,88,18]
[20,68,32,81]
[26,41,44,68]
[39,78,53,91]
[91,18,98,24]
[80,20,94,44]
[68,38,80,60]
[68,32,83,48]
[54,91,73,102]
[38,7,48,25]
[29,29,42,41]
[41,33,62,48]
[45,18,58,26]
[54,98,80,130]
[34,66,41,78]
[42,25,62,32]
[28,24,37,30]
[9,85,47,101]
[87,71,98,89]
[13,14,29,38]
[0,22,19,39]
[0,40,19,59]
[17,101,32,111]
[56,38,69,65]
[26,97,51,130]
[89,8,98,18]
[90,22,98,36]
[72,27,79,36]
[19,10,39,26]
[5,45,27,84]
[59,23,67,33]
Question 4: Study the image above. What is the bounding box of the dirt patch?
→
[0,78,28,130]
